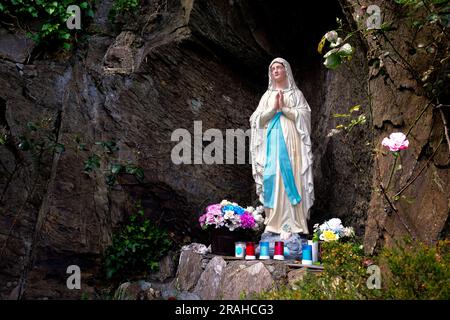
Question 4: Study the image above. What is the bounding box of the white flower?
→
[324,48,338,58]
[223,210,235,220]
[220,199,231,206]
[325,30,338,42]
[326,218,343,231]
[327,129,342,137]
[329,37,343,48]
[256,205,265,215]
[343,227,355,237]
[252,214,264,226]
[231,202,238,207]
[339,43,353,55]
[245,206,255,213]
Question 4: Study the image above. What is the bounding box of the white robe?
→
[250,58,314,235]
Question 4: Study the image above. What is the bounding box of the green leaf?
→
[349,105,361,113]
[84,154,100,173]
[27,121,38,131]
[380,22,396,32]
[134,168,144,181]
[63,42,72,50]
[80,2,89,9]
[323,52,342,70]
[54,143,65,153]
[111,163,122,174]
[18,138,30,151]
[105,174,117,186]
[332,113,351,118]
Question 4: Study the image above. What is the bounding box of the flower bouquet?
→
[313,218,355,242]
[199,200,265,255]
[199,200,265,232]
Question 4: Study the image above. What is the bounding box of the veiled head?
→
[268,58,298,91]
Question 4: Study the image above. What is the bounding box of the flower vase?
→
[209,228,251,256]
[311,240,320,263]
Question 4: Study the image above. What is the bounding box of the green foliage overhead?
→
[108,0,140,21]
[104,204,173,280]
[0,0,94,50]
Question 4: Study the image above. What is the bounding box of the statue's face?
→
[270,62,287,83]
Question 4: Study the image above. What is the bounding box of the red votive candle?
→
[245,242,256,260]
[274,241,284,260]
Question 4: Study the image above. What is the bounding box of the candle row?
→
[235,241,286,261]
[235,240,320,264]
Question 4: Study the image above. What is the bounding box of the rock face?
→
[114,280,161,300]
[219,261,275,300]
[193,256,227,300]
[0,0,446,299]
[174,246,206,292]
[340,0,450,253]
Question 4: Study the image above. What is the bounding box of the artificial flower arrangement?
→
[199,199,265,232]
[313,218,355,242]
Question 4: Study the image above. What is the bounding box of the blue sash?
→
[263,112,301,208]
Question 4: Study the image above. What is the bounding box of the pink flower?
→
[206,204,222,216]
[240,212,255,229]
[363,259,374,267]
[382,132,409,152]
[206,214,216,224]
[199,214,206,226]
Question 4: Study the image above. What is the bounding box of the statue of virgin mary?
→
[250,57,314,240]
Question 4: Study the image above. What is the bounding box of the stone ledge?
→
[174,243,323,300]
[113,243,323,300]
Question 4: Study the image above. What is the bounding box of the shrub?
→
[380,239,450,300]
[254,239,449,300]
[104,204,172,280]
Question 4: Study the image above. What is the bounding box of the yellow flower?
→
[322,230,339,242]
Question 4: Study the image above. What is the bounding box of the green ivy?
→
[104,204,173,280]
[108,0,140,21]
[0,0,94,50]
[331,104,367,135]
[81,139,145,186]
[16,117,65,160]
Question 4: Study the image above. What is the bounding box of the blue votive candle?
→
[259,241,270,259]
[302,245,313,265]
